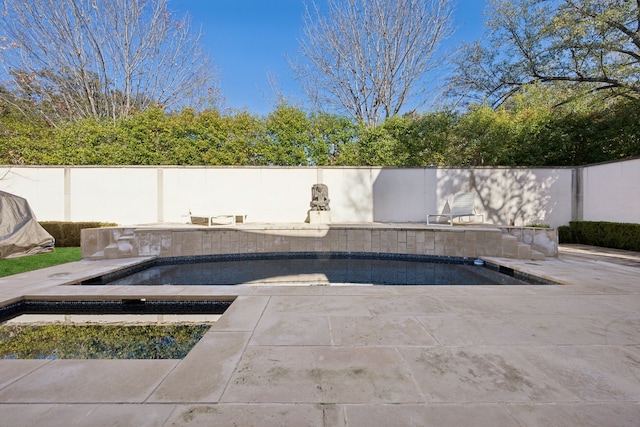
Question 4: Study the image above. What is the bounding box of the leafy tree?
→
[0,95,53,164]
[165,108,266,166]
[306,112,358,166]
[392,111,459,166]
[294,0,454,126]
[262,103,312,166]
[355,118,406,166]
[545,98,640,165]
[451,106,508,166]
[3,98,637,168]
[217,111,266,166]
[450,0,640,107]
[0,0,217,123]
[114,107,173,164]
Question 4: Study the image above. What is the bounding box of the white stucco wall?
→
[470,168,574,227]
[0,167,66,221]
[3,161,635,228]
[371,168,435,222]
[162,167,319,223]
[582,158,640,224]
[69,167,159,224]
[323,168,375,222]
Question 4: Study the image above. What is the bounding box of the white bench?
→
[189,213,247,226]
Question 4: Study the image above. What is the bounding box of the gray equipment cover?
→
[0,190,55,259]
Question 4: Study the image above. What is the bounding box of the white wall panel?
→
[3,161,633,227]
[0,167,65,221]
[582,158,640,223]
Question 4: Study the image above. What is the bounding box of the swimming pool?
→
[81,253,555,286]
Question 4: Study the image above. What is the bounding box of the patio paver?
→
[0,243,639,425]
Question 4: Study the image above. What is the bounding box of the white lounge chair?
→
[427,191,484,225]
[189,210,247,226]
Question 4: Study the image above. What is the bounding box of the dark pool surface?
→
[86,254,551,286]
[0,299,232,324]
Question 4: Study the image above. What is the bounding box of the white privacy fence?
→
[1,158,638,228]
[580,159,640,224]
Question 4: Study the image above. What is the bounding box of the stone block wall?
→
[82,224,558,261]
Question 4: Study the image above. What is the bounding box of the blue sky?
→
[171,0,488,115]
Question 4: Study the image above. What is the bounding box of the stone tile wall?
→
[82,225,558,261]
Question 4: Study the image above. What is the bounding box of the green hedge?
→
[40,222,117,247]
[3,99,639,168]
[559,221,640,252]
[557,225,573,244]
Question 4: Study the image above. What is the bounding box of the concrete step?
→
[530,249,545,261]
[501,232,547,260]
[501,234,518,258]
[103,243,119,259]
[517,242,531,260]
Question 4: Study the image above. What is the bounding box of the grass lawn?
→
[0,247,82,278]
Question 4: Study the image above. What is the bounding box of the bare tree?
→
[293,0,454,126]
[0,0,217,123]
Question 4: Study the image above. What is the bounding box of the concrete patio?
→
[0,244,639,426]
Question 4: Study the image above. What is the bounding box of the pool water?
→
[86,254,550,286]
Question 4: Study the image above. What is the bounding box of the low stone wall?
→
[499,227,558,257]
[81,224,558,261]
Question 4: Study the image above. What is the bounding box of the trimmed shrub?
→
[40,222,117,247]
[557,225,573,243]
[567,221,640,252]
